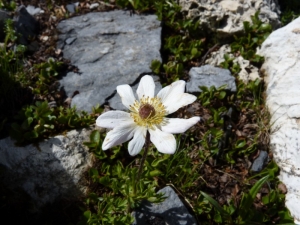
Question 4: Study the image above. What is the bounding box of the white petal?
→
[161,117,200,134]
[128,126,146,156]
[116,84,136,109]
[136,75,155,99]
[149,127,176,154]
[164,93,197,114]
[102,121,136,150]
[157,80,185,104]
[96,111,132,129]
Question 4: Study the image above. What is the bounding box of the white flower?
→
[96,75,200,156]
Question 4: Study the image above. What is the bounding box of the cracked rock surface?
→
[0,128,92,208]
[178,0,281,37]
[257,16,300,224]
[57,10,161,112]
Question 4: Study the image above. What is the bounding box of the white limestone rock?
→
[257,17,300,224]
[0,128,93,208]
[178,0,281,37]
[205,44,260,82]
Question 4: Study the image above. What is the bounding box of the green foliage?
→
[279,0,300,25]
[0,0,16,11]
[219,54,241,75]
[9,101,97,144]
[231,12,272,63]
[200,175,294,224]
[236,78,263,109]
[10,101,56,142]
[144,135,201,190]
[161,4,203,80]
[33,58,63,95]
[150,59,161,74]
[0,43,27,129]
[128,0,204,80]
[81,131,165,224]
[198,85,228,107]
[115,0,155,11]
[4,19,18,46]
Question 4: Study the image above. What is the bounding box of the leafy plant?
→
[81,130,165,224]
[9,102,98,144]
[279,0,300,25]
[198,85,228,107]
[200,175,293,224]
[32,57,63,95]
[219,54,241,75]
[231,11,272,63]
[0,0,16,11]
[4,19,18,46]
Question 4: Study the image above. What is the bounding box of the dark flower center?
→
[139,103,156,119]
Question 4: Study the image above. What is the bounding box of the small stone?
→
[41,36,49,41]
[66,4,76,14]
[251,151,268,172]
[278,183,287,194]
[13,5,39,45]
[26,5,44,15]
[132,186,197,225]
[89,3,99,9]
[186,65,236,93]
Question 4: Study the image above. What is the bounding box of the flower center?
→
[129,96,166,129]
[139,103,155,119]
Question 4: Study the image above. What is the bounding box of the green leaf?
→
[27,117,33,126]
[150,59,161,74]
[200,191,230,218]
[217,91,226,99]
[191,47,198,57]
[151,158,167,167]
[83,141,97,148]
[90,130,100,143]
[149,169,163,177]
[239,175,269,220]
[235,139,246,149]
[249,175,269,199]
[83,210,91,219]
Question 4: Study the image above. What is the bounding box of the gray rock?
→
[26,5,44,15]
[251,151,269,172]
[13,5,39,45]
[66,4,76,14]
[132,186,197,225]
[178,0,281,37]
[186,65,236,93]
[0,10,12,41]
[108,75,162,110]
[57,10,162,112]
[0,128,93,208]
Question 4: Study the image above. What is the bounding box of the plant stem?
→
[136,131,150,183]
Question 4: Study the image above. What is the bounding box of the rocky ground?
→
[0,0,298,224]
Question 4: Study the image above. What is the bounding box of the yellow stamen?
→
[130,96,166,129]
